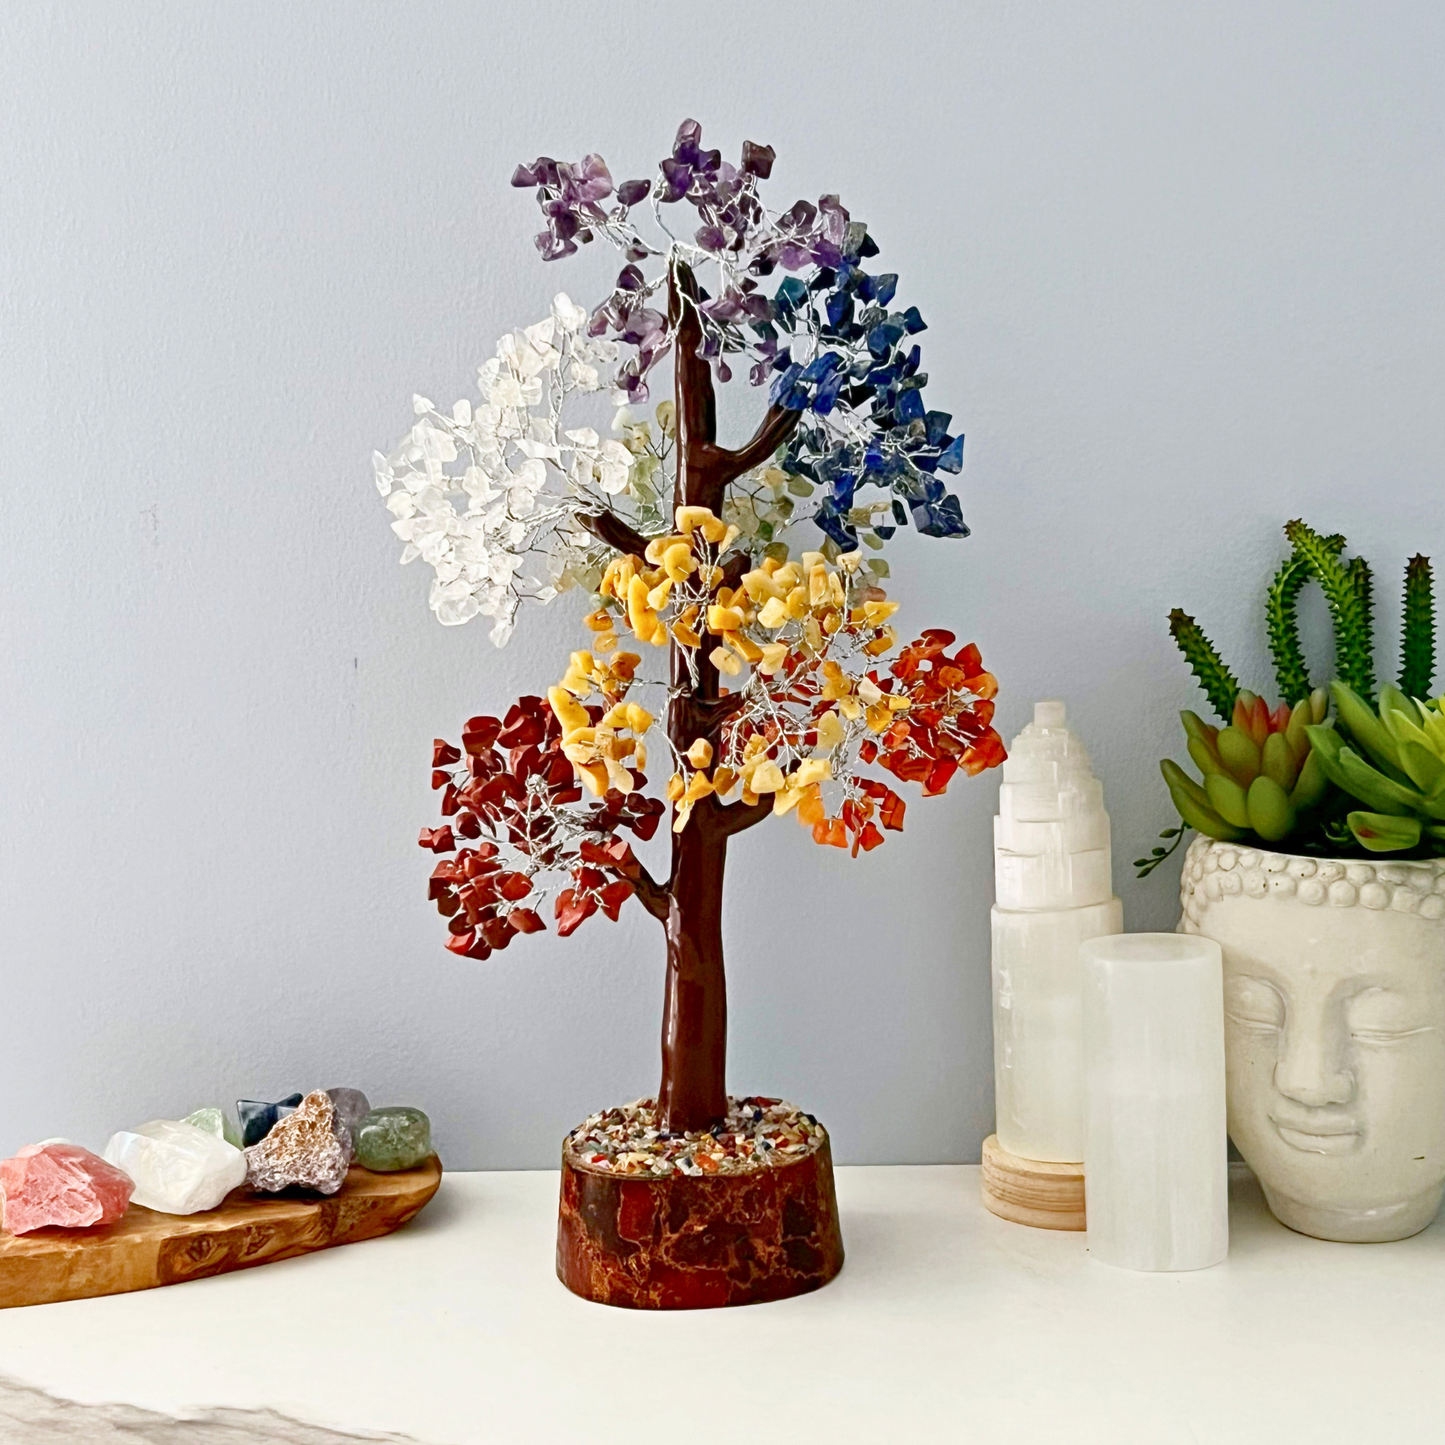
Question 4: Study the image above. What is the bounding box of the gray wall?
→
[3,2,1443,1168]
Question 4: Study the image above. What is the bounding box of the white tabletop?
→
[0,1164,1440,1444]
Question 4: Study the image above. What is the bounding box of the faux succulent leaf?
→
[1162,763,1246,841]
[1306,727,1424,817]
[1348,811,1423,853]
[1246,775,1295,842]
[1329,681,1404,776]
[1161,758,1211,814]
[1261,732,1298,792]
[1216,726,1261,785]
[1289,746,1330,811]
[1397,740,1445,794]
[1205,772,1251,829]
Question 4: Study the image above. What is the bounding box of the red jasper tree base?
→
[557,1133,844,1309]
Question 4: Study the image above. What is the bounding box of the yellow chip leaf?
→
[548,687,590,734]
[741,569,786,603]
[757,596,789,630]
[709,645,743,677]
[726,631,763,664]
[750,760,785,793]
[794,758,831,788]
[814,710,845,754]
[577,761,609,796]
[757,641,788,675]
[687,738,714,769]
[707,605,746,633]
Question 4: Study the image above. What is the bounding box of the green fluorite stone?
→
[354,1107,431,1171]
[184,1106,242,1150]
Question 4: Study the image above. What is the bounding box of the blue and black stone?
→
[237,1093,305,1147]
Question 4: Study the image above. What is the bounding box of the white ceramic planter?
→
[1178,836,1445,1242]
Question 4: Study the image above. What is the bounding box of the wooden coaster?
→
[0,1156,441,1309]
[980,1135,1085,1231]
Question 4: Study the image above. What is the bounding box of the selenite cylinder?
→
[1080,933,1228,1271]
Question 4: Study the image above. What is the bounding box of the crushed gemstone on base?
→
[564,1097,826,1178]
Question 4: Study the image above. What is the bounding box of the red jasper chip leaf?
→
[419,826,456,853]
[445,929,477,956]
[497,700,547,749]
[879,791,906,831]
[579,837,639,877]
[924,756,959,797]
[964,731,1008,774]
[497,871,532,902]
[555,888,596,937]
[462,715,502,754]
[433,739,462,767]
[855,820,886,854]
[440,784,461,817]
[508,908,546,934]
[431,770,453,790]
[599,879,634,921]
[455,811,481,839]
[480,916,513,951]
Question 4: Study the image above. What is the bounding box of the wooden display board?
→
[980,1135,1086,1232]
[0,1156,441,1309]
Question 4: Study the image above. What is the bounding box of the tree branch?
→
[708,793,774,838]
[580,510,649,557]
[718,404,802,483]
[632,862,672,922]
[719,550,751,592]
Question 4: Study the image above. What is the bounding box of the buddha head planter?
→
[1179,836,1445,1242]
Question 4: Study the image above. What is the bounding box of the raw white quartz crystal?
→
[1081,933,1228,1271]
[990,701,1122,1162]
[103,1118,247,1215]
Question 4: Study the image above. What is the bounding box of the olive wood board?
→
[0,1155,442,1309]
[980,1134,1086,1231]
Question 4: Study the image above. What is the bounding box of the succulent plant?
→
[1139,521,1440,876]
[1162,688,1330,846]
[1306,681,1445,853]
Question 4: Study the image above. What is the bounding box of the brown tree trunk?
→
[656,816,729,1131]
[652,262,800,1135]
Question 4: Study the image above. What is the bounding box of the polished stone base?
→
[556,1129,844,1309]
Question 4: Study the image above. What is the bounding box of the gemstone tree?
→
[373,121,1005,1306]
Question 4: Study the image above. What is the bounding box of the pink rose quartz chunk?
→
[0,1143,135,1235]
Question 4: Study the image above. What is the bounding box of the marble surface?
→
[1,1165,1443,1444]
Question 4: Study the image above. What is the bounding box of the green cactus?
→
[1284,519,1376,702]
[1306,681,1445,853]
[1265,555,1314,706]
[1401,554,1435,699]
[1265,534,1344,706]
[1167,609,1239,722]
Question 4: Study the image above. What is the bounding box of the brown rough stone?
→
[556,1120,844,1309]
[244,1092,350,1196]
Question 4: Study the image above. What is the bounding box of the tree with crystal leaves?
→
[374,120,1005,1134]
